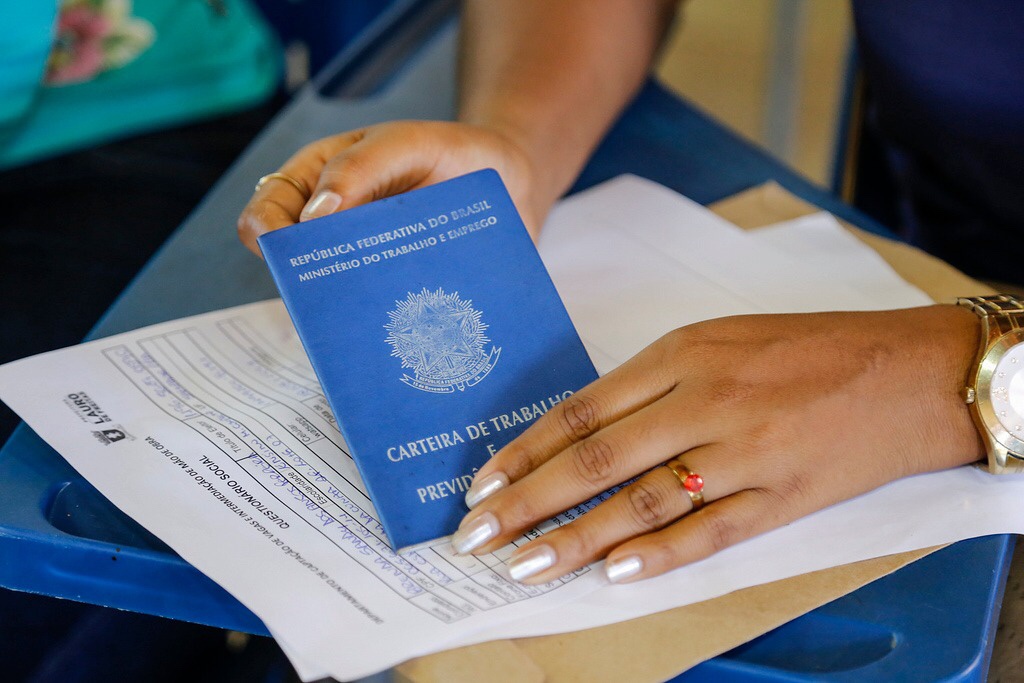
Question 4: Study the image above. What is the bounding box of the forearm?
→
[237,0,678,249]
[458,0,678,217]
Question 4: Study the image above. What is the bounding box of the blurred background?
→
[658,0,851,188]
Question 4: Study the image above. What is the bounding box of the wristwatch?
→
[958,295,1024,474]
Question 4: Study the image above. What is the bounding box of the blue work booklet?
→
[259,169,597,551]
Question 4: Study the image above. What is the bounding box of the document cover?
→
[259,170,597,551]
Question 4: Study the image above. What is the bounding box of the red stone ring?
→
[665,457,705,511]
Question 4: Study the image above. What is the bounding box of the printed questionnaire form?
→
[105,307,597,622]
[4,297,611,679]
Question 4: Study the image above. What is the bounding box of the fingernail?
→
[300,191,342,220]
[605,555,643,583]
[508,544,557,583]
[451,511,499,554]
[465,472,509,509]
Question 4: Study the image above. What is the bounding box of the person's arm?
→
[237,0,678,253]
[457,0,676,225]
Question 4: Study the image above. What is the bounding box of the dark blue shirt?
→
[852,0,1024,283]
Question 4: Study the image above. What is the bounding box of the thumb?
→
[299,122,443,222]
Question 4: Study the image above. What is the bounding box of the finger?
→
[299,122,447,221]
[503,446,750,584]
[603,486,799,583]
[237,178,306,255]
[466,393,731,555]
[236,136,361,254]
[466,339,679,505]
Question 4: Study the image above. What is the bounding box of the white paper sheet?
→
[749,211,932,309]
[0,176,1013,681]
[541,177,895,372]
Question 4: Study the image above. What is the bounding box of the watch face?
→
[977,331,1024,454]
[990,343,1024,436]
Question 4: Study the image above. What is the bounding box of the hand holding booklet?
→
[4,174,1024,681]
[257,169,597,551]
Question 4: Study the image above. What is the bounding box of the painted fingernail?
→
[300,191,342,220]
[451,511,499,555]
[508,545,557,583]
[605,555,643,583]
[465,472,509,509]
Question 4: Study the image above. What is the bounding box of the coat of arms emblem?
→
[385,288,501,393]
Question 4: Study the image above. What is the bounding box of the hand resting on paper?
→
[452,306,985,583]
[236,120,545,255]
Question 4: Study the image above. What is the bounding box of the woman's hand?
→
[452,305,985,584]
[237,120,541,256]
[235,0,681,257]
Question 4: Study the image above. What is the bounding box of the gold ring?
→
[665,458,705,511]
[255,172,309,198]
